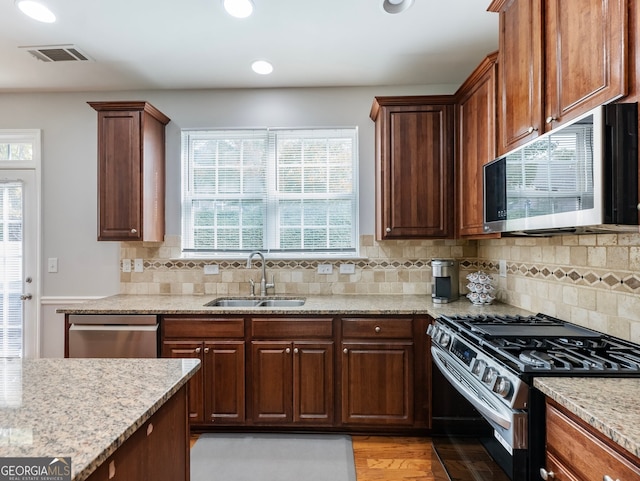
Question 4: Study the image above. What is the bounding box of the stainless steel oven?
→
[68,314,158,358]
[428,313,640,481]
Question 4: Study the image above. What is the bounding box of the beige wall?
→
[478,233,640,344]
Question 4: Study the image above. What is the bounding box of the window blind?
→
[182,128,358,256]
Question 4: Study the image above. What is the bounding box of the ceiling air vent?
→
[20,45,93,62]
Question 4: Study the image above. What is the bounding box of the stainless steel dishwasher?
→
[68,314,158,358]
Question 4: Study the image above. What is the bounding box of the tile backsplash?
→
[120,232,640,343]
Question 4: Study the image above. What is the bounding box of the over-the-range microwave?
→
[483,102,639,235]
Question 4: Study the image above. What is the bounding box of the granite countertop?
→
[56,293,532,318]
[0,358,200,481]
[534,377,640,460]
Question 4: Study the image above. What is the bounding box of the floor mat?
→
[191,433,357,481]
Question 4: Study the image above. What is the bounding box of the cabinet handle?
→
[539,468,555,480]
[130,228,137,234]
[545,116,557,124]
[285,348,291,354]
[343,348,348,354]
[374,326,381,333]
[146,422,153,436]
[293,347,299,354]
[385,227,391,233]
[195,347,201,353]
[527,126,539,134]
[108,460,116,479]
[204,347,210,353]
[603,476,619,481]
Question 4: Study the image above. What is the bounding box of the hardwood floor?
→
[190,434,510,481]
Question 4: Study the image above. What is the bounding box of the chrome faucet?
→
[246,251,274,296]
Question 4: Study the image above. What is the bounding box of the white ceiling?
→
[0,0,499,92]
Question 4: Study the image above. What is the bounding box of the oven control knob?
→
[494,377,511,397]
[482,367,498,387]
[438,332,451,348]
[426,324,436,337]
[472,360,486,378]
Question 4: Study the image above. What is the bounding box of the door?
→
[162,341,204,423]
[251,341,292,423]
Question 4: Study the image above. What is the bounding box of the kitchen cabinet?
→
[455,52,499,237]
[488,0,628,154]
[370,97,454,240]
[543,399,640,481]
[341,317,415,426]
[88,101,170,242]
[250,317,334,425]
[87,385,189,481]
[161,317,245,425]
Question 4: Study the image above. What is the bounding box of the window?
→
[182,128,358,257]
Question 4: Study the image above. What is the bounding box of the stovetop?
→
[438,313,640,375]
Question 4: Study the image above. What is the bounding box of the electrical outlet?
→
[499,259,507,277]
[339,263,355,274]
[47,257,58,273]
[122,259,132,273]
[204,264,219,275]
[317,264,333,274]
[134,258,144,272]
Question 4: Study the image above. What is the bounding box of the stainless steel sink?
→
[205,297,306,307]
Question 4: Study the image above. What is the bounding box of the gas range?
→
[427,312,640,481]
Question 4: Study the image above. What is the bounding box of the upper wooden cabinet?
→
[370,97,455,240]
[88,101,170,242]
[455,52,499,237]
[488,0,628,154]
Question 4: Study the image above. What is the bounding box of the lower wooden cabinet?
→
[544,399,640,481]
[161,317,245,426]
[87,385,188,481]
[159,314,430,432]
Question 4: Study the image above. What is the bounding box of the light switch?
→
[134,259,144,272]
[339,263,355,274]
[204,264,219,275]
[317,264,333,274]
[122,259,131,273]
[47,257,58,273]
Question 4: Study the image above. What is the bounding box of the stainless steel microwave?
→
[483,103,639,235]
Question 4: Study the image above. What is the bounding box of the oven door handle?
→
[432,347,513,430]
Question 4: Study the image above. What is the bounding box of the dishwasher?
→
[68,314,158,358]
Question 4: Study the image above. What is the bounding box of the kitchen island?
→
[0,358,200,481]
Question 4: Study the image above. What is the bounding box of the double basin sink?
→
[205,297,306,308]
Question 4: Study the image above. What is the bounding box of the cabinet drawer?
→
[545,402,640,481]
[163,318,244,339]
[251,318,333,339]
[342,318,413,339]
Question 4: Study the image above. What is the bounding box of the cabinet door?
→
[457,54,498,237]
[293,341,334,425]
[496,0,543,153]
[374,100,454,239]
[251,341,293,423]
[162,341,204,423]
[204,341,245,424]
[544,0,627,127]
[97,110,142,240]
[341,341,414,425]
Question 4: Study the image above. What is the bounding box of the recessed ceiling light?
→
[223,0,254,18]
[15,0,56,23]
[381,0,414,14]
[251,60,273,75]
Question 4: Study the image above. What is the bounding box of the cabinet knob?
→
[527,126,539,134]
[285,348,291,354]
[545,116,557,124]
[293,347,299,354]
[108,461,116,479]
[343,348,348,354]
[385,227,391,233]
[636,203,640,211]
[130,228,137,234]
[603,476,620,481]
[539,468,555,480]
[375,326,381,333]
[204,347,210,353]
[146,422,153,436]
[195,347,201,353]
